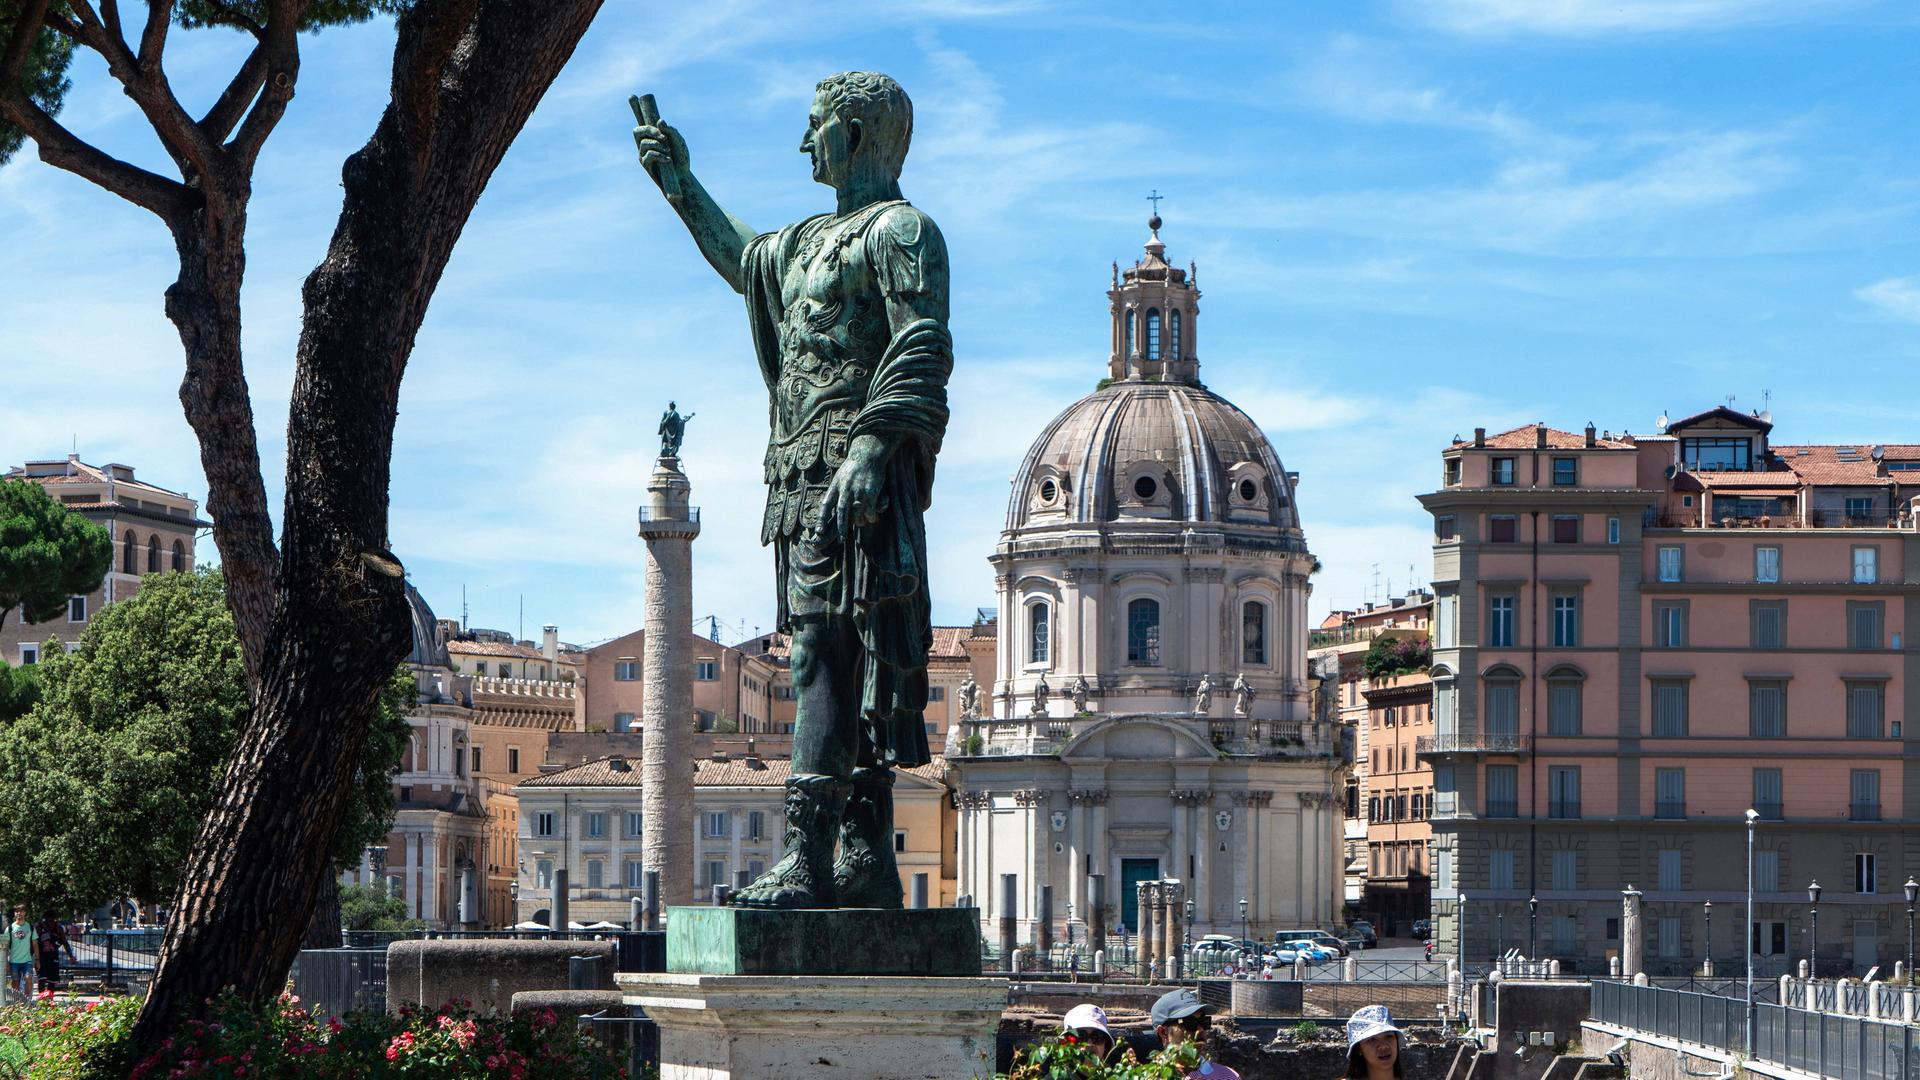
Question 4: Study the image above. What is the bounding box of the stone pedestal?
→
[620,972,1006,1080]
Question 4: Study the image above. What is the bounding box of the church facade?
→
[950,219,1342,942]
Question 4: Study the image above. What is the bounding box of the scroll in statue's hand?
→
[629,94,689,197]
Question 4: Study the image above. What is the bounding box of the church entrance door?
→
[1119,858,1159,933]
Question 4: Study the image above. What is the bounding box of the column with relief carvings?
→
[1193,791,1215,929]
[1170,794,1189,891]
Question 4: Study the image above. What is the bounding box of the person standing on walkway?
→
[1343,1004,1406,1079]
[34,912,74,994]
[6,907,33,1002]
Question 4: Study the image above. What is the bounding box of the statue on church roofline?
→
[632,72,951,910]
[1192,672,1215,716]
[1069,674,1090,713]
[1030,673,1051,719]
[1233,673,1256,718]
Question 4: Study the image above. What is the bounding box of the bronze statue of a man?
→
[633,73,951,909]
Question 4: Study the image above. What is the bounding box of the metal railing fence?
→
[1592,978,1920,1080]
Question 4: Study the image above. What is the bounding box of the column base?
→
[620,972,1006,1079]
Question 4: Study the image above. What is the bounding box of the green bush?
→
[1002,1031,1201,1078]
[0,993,629,1079]
[1362,636,1431,679]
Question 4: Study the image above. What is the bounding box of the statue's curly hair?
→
[815,71,913,179]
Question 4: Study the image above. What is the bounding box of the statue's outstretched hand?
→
[630,95,690,196]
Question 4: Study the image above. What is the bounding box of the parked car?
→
[1411,919,1432,940]
[1283,939,1337,963]
[1266,946,1302,966]
[1349,920,1379,948]
[1193,934,1250,960]
[1272,929,1348,956]
[1331,927,1366,952]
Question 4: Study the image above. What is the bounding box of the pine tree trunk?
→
[305,876,344,950]
[130,0,604,1052]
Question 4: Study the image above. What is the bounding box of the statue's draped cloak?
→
[740,200,952,768]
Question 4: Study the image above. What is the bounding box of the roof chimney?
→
[1473,427,1486,448]
[542,624,558,662]
[1585,423,1597,448]
[1535,425,1548,449]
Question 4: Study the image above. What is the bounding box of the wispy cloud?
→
[1405,0,1872,36]
[1855,277,1920,324]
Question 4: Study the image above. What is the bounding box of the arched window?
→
[1124,308,1135,356]
[1145,308,1162,360]
[171,539,187,572]
[1126,598,1161,665]
[1027,600,1050,665]
[1241,600,1268,665]
[1170,310,1182,358]
[123,530,138,575]
[147,534,161,573]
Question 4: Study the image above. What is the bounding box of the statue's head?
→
[803,71,912,188]
[668,400,677,410]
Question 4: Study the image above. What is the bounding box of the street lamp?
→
[1703,900,1713,976]
[1065,901,1075,950]
[1239,897,1249,949]
[1807,880,1822,980]
[1185,899,1195,957]
[1497,908,1505,959]
[1528,895,1539,959]
[1459,892,1469,966]
[1745,808,1758,1056]
[1904,877,1918,981]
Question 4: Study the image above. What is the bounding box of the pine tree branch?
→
[199,43,266,142]
[138,0,173,70]
[226,0,300,170]
[1,0,52,84]
[60,0,220,181]
[0,92,192,218]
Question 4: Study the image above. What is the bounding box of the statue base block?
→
[666,905,983,976]
[619,972,1005,1080]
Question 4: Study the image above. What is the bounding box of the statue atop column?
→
[658,401,695,459]
[633,72,952,909]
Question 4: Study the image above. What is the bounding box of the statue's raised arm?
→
[630,94,760,293]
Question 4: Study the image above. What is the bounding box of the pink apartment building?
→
[1421,408,1918,975]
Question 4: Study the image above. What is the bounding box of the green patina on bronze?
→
[667,906,983,976]
[632,73,952,911]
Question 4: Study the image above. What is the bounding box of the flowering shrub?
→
[1362,635,1431,679]
[1002,1032,1202,1079]
[0,994,628,1079]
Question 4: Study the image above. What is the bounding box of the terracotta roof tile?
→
[1459,424,1634,451]
[930,626,971,659]
[449,639,554,661]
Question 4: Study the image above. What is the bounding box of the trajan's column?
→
[639,404,700,908]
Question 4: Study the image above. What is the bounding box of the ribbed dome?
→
[1006,379,1299,533]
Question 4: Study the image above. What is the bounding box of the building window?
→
[122,529,137,575]
[695,710,716,732]
[928,686,945,703]
[705,861,727,889]
[1551,594,1579,647]
[1658,916,1683,958]
[1657,545,1684,583]
[746,811,765,840]
[508,747,520,773]
[1848,602,1884,650]
[776,685,796,701]
[1748,681,1786,738]
[1756,849,1781,892]
[1547,678,1582,736]
[1126,598,1161,665]
[1435,515,1456,541]
[1170,309,1182,357]
[1490,457,1516,485]
[1027,600,1050,665]
[473,661,488,677]
[1551,515,1580,543]
[1857,852,1878,894]
[614,661,640,681]
[171,539,186,572]
[1846,496,1875,521]
[1552,850,1578,892]
[626,860,645,888]
[1754,546,1780,583]
[1489,849,1515,890]
[67,596,86,623]
[18,644,39,666]
[1548,767,1581,819]
[1435,592,1457,650]
[586,860,604,889]
[1488,515,1518,543]
[1487,595,1515,648]
[695,661,718,681]
[1485,681,1519,740]
[1552,457,1577,486]
[1654,768,1686,819]
[498,663,512,680]
[704,812,729,838]
[1753,768,1783,820]
[1652,601,1687,648]
[146,534,161,573]
[1145,308,1162,360]
[1750,601,1785,649]
[625,812,644,838]
[470,746,483,774]
[1607,517,1620,544]
[614,712,635,733]
[1850,769,1881,821]
[1681,436,1751,471]
[1651,679,1689,737]
[1485,765,1518,818]
[1445,458,1462,487]
[1657,849,1683,892]
[1242,600,1268,665]
[586,812,606,838]
[1553,914,1578,955]
[1411,792,1424,818]
[536,859,553,889]
[1846,681,1885,738]
[535,812,554,837]
[1852,546,1879,584]
[893,830,908,853]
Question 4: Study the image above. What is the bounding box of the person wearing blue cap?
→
[1344,1004,1405,1078]
[1150,988,1240,1079]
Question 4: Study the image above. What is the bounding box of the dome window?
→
[1242,600,1268,665]
[1124,308,1136,357]
[1146,308,1162,361]
[1171,310,1182,358]
[1040,479,1057,504]
[1126,598,1161,665]
[1134,475,1158,500]
[1028,600,1051,666]
[1238,478,1258,502]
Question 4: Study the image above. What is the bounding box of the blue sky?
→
[3,0,1918,647]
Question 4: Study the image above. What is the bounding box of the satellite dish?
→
[1871,446,1886,461]
[1664,465,1678,479]
[1655,413,1669,433]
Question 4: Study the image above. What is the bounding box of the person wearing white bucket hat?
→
[1062,1002,1116,1062]
[1344,1004,1405,1078]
